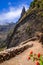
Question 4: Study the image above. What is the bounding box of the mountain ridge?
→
[6,0,43,48]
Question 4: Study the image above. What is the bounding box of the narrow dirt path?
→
[0,41,43,65]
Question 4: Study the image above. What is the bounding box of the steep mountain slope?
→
[6,0,43,48]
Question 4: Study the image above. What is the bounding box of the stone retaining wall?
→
[0,43,33,63]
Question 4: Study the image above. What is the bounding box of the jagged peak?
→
[21,6,26,18]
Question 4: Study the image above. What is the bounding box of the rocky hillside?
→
[6,0,43,48]
[0,22,15,48]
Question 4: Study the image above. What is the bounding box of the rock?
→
[40,33,43,44]
[0,43,33,63]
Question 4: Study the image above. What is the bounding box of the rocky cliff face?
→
[6,0,43,48]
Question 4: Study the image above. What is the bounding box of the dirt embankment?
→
[0,40,43,65]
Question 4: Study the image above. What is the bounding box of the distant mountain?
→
[0,22,15,48]
[0,22,15,33]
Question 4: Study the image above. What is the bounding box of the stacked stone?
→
[0,43,33,63]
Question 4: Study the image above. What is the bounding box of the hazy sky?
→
[0,0,33,25]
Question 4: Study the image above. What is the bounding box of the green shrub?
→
[26,25,32,35]
[26,25,30,33]
[30,0,43,9]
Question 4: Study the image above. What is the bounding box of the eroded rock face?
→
[6,8,43,48]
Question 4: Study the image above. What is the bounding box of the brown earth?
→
[0,40,43,65]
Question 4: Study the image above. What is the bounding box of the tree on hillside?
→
[30,0,43,8]
[30,1,35,8]
[34,0,37,2]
